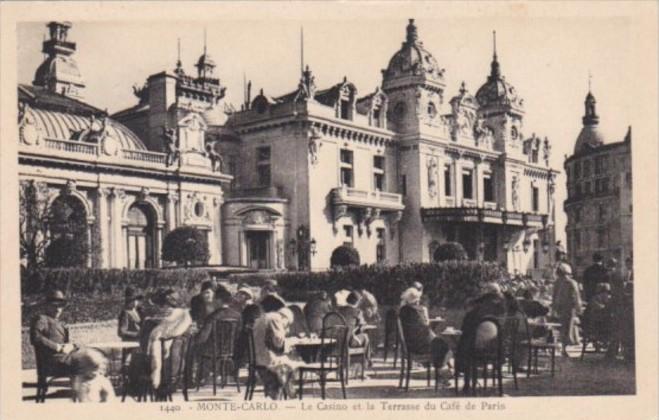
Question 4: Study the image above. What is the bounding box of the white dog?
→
[69,348,116,402]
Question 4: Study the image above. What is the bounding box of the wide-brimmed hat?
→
[401,287,422,305]
[481,282,502,296]
[124,287,144,301]
[236,286,255,300]
[278,307,295,324]
[556,262,573,276]
[44,289,67,306]
[261,293,286,312]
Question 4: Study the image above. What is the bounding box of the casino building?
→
[18,20,559,274]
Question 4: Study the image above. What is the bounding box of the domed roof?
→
[382,19,445,84]
[29,107,147,151]
[475,35,524,114]
[33,55,85,89]
[574,125,605,154]
[450,82,479,110]
[196,52,216,69]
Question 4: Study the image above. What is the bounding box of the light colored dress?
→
[146,308,192,388]
[552,276,582,345]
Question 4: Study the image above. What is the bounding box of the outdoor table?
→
[360,324,377,332]
[286,337,336,363]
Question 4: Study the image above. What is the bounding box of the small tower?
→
[574,87,604,154]
[33,21,85,98]
[195,31,216,80]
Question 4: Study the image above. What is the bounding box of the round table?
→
[89,342,140,350]
[287,337,336,363]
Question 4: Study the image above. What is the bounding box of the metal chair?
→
[196,318,240,395]
[497,315,521,390]
[288,304,310,337]
[396,309,438,392]
[138,334,192,402]
[32,347,72,403]
[383,308,400,367]
[458,316,504,397]
[519,318,559,377]
[297,312,348,400]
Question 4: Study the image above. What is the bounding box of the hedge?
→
[21,261,507,325]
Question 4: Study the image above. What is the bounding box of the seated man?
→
[195,286,241,347]
[336,291,372,369]
[30,289,114,401]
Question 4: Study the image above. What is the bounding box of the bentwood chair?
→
[297,312,349,400]
[138,334,192,402]
[196,318,240,395]
[396,308,438,392]
[33,346,72,403]
[383,308,400,367]
[458,316,504,397]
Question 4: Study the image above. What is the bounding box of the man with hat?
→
[30,289,77,373]
[582,253,608,303]
[552,263,582,356]
[118,287,143,342]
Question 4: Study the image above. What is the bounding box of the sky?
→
[17,16,637,243]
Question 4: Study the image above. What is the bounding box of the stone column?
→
[96,187,111,268]
[110,188,126,268]
[475,159,484,208]
[438,157,446,207]
[454,159,462,206]
[166,192,179,232]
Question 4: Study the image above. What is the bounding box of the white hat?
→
[278,307,295,324]
[237,286,255,300]
[482,282,502,295]
[556,263,573,276]
[334,289,351,306]
[401,287,422,305]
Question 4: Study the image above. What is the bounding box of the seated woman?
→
[252,307,301,399]
[189,281,217,324]
[142,289,192,390]
[398,288,450,374]
[519,287,550,319]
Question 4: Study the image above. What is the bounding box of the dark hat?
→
[200,281,214,293]
[125,287,144,301]
[261,293,286,313]
[412,281,424,291]
[45,289,67,306]
[163,289,182,307]
[346,291,362,305]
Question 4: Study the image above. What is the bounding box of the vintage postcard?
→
[0,2,657,420]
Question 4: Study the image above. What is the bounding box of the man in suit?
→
[582,253,608,302]
[30,289,76,374]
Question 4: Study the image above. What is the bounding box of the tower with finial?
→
[33,21,85,99]
[381,19,446,134]
[196,28,216,79]
[573,74,604,154]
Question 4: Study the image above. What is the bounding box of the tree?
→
[330,245,360,269]
[19,181,51,270]
[162,226,210,266]
[433,241,468,262]
[44,235,89,268]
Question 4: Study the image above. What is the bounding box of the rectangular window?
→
[373,156,385,191]
[532,186,539,212]
[340,100,350,120]
[583,160,591,177]
[462,169,473,199]
[595,157,602,174]
[343,225,354,245]
[574,162,581,180]
[401,174,407,196]
[372,108,381,126]
[483,173,495,202]
[444,165,453,197]
[340,149,354,187]
[625,172,632,188]
[256,146,271,186]
[376,228,386,263]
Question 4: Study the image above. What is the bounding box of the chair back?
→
[288,304,309,336]
[320,311,349,366]
[384,308,398,338]
[159,334,191,394]
[497,315,521,360]
[211,318,240,358]
[244,326,257,369]
[395,315,409,357]
[471,316,502,359]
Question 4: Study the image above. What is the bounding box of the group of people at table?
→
[29,248,631,402]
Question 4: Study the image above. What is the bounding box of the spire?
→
[582,87,599,126]
[203,27,207,55]
[406,19,418,44]
[300,27,304,76]
[196,29,215,79]
[489,30,501,80]
[174,38,185,76]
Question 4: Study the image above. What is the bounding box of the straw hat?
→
[401,287,422,305]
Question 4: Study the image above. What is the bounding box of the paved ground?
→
[22,345,635,402]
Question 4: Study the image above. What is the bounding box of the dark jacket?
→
[520,299,549,318]
[304,297,332,334]
[336,305,367,347]
[399,304,435,354]
[582,263,608,302]
[30,313,69,358]
[190,294,218,323]
[195,305,242,347]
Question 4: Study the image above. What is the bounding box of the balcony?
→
[421,207,547,228]
[331,186,404,212]
[227,186,286,200]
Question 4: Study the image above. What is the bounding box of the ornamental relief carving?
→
[241,210,277,227]
[426,156,439,197]
[183,192,210,223]
[18,103,42,146]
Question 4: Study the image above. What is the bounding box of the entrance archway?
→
[126,203,156,268]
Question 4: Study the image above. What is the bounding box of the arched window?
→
[126,203,156,269]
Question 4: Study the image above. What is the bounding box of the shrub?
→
[162,226,209,266]
[433,241,468,262]
[44,235,88,268]
[330,245,360,268]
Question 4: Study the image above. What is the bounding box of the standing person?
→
[118,287,143,342]
[190,281,217,323]
[582,253,608,302]
[552,263,582,356]
[252,307,301,399]
[303,291,333,335]
[356,286,380,324]
[605,258,625,359]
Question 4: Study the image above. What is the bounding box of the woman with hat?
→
[118,287,143,342]
[552,263,582,356]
